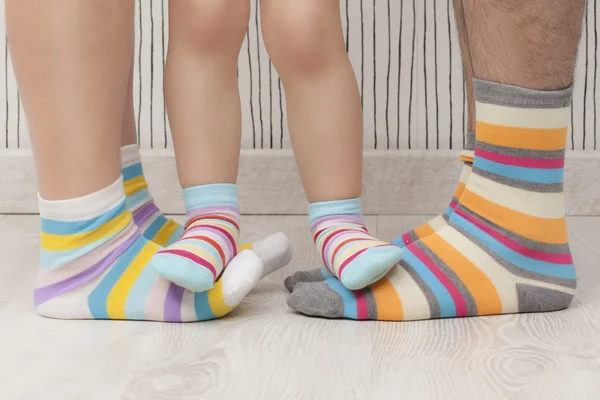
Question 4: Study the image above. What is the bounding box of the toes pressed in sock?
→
[287,282,345,319]
[339,245,402,290]
[149,252,217,292]
[284,268,331,292]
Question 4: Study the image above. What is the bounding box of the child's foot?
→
[310,198,403,290]
[121,144,185,246]
[35,177,279,321]
[288,80,576,320]
[149,184,240,292]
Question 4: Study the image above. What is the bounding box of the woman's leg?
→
[149,0,252,292]
[120,59,186,247]
[7,0,277,321]
[261,0,401,290]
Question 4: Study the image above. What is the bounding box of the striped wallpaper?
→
[1,0,598,151]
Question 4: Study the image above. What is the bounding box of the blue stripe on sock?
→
[183,183,238,210]
[124,265,158,320]
[41,202,127,235]
[402,247,456,318]
[324,277,358,319]
[166,225,185,246]
[308,198,362,224]
[88,236,145,319]
[126,189,152,210]
[122,163,144,181]
[451,213,576,279]
[194,291,217,320]
[444,206,454,218]
[475,158,563,184]
[144,215,169,240]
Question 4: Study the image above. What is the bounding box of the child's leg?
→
[149,0,251,292]
[261,0,402,290]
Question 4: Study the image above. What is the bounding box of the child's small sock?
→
[35,177,262,321]
[285,134,476,293]
[149,184,240,292]
[121,144,184,246]
[288,80,576,321]
[310,198,402,290]
[394,132,475,248]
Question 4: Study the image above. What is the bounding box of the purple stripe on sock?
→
[33,231,141,306]
[186,205,240,219]
[163,283,184,322]
[184,225,236,257]
[310,215,366,233]
[133,202,159,226]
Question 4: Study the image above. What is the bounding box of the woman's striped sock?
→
[288,80,576,320]
[310,198,403,290]
[35,177,265,322]
[121,145,184,246]
[149,184,240,292]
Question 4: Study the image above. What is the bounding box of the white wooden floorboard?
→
[0,215,599,400]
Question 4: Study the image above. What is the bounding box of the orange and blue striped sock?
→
[288,80,576,320]
[35,177,268,321]
[310,198,403,290]
[121,145,184,246]
[149,184,240,292]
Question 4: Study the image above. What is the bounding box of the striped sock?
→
[395,132,475,248]
[288,80,576,320]
[284,135,475,292]
[121,145,184,246]
[35,177,266,322]
[310,198,403,290]
[149,184,240,292]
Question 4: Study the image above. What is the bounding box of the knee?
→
[172,0,250,55]
[262,5,342,75]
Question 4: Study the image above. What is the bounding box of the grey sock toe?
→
[287,282,345,319]
[284,268,328,292]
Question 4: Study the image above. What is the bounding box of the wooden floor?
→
[0,215,599,400]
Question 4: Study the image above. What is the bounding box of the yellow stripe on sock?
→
[460,189,568,245]
[106,241,160,319]
[424,233,502,316]
[41,211,132,251]
[238,243,253,251]
[370,278,404,321]
[453,182,467,200]
[152,219,180,246]
[167,243,220,267]
[208,278,235,317]
[476,121,567,151]
[123,175,149,196]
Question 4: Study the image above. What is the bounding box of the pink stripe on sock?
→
[449,201,458,210]
[157,249,217,279]
[354,290,369,320]
[454,207,573,264]
[475,148,565,169]
[409,244,468,317]
[402,232,413,246]
[338,247,370,277]
[185,225,237,258]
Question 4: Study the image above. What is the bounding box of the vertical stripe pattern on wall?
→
[0,0,598,151]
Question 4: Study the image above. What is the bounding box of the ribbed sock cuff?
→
[308,198,362,224]
[183,183,239,210]
[473,79,573,108]
[38,176,125,221]
[121,144,142,169]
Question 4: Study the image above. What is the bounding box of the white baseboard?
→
[1,149,599,215]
